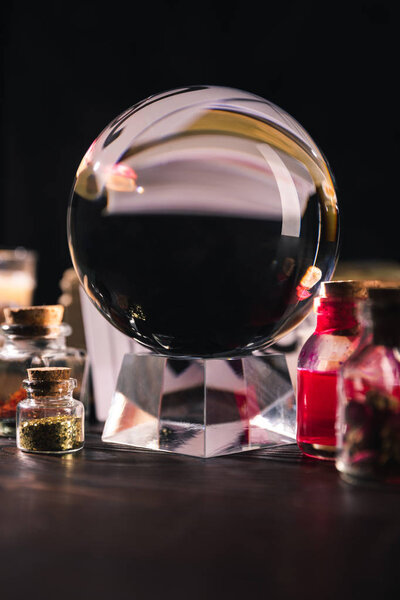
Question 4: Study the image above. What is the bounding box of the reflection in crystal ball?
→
[68,86,339,357]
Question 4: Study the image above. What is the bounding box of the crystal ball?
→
[68,86,339,357]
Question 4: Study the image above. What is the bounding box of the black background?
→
[1,0,398,303]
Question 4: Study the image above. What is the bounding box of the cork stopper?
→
[27,367,71,382]
[319,280,400,300]
[319,280,371,300]
[368,287,400,306]
[4,305,64,326]
[366,288,400,347]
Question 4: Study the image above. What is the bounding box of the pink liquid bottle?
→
[296,280,370,460]
[336,288,400,485]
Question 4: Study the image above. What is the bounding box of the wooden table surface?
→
[1,429,400,600]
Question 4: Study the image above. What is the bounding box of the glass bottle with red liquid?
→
[336,288,400,485]
[296,280,370,460]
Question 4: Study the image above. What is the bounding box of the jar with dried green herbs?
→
[17,367,84,454]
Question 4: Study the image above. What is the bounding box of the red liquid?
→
[297,369,338,455]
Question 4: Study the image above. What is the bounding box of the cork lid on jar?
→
[24,367,75,397]
[27,367,71,382]
[4,305,64,327]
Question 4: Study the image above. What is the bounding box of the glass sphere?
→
[68,86,339,358]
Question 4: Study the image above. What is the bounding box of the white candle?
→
[0,271,35,307]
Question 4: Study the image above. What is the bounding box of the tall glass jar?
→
[336,288,400,485]
[0,305,88,436]
[17,366,84,454]
[296,280,371,460]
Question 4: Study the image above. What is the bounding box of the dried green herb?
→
[19,415,83,453]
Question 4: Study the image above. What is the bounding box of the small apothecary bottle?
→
[0,305,88,436]
[336,288,400,485]
[17,367,84,454]
[297,280,370,460]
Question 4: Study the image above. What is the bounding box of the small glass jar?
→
[17,367,84,454]
[0,305,88,436]
[296,280,370,460]
[336,288,400,485]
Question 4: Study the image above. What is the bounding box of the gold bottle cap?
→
[4,305,64,326]
[27,367,71,382]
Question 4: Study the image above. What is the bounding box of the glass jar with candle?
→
[17,367,84,454]
[0,305,88,436]
[296,280,372,460]
[336,288,400,485]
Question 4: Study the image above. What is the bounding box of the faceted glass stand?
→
[102,352,296,458]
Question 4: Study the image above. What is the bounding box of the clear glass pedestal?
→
[102,351,296,458]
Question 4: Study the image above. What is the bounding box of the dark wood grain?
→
[1,431,399,600]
